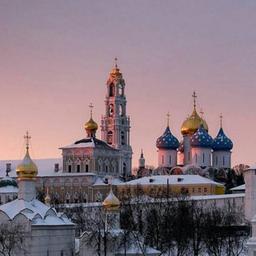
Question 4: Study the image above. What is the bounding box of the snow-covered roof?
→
[230,184,245,191]
[0,185,18,194]
[0,198,74,226]
[93,177,124,186]
[0,158,97,178]
[120,175,223,186]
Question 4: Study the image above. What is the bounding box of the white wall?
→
[212,151,231,169]
[158,149,177,168]
[191,147,211,167]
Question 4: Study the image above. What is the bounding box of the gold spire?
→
[16,132,38,180]
[103,184,120,211]
[84,103,98,137]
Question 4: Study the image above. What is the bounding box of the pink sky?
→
[0,1,256,167]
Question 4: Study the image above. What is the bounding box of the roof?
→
[0,185,18,194]
[61,137,118,151]
[0,198,74,226]
[156,126,179,150]
[190,125,213,148]
[230,184,245,191]
[212,127,233,151]
[119,175,223,186]
[0,158,97,178]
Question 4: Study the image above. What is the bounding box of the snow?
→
[0,198,74,226]
[120,175,223,186]
[60,141,95,149]
[0,158,97,178]
[0,185,18,193]
[230,184,245,191]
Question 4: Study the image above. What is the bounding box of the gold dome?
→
[103,187,120,211]
[84,118,98,132]
[16,149,38,180]
[181,109,208,136]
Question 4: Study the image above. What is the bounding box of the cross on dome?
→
[167,112,170,127]
[24,131,31,150]
[114,57,118,68]
[89,103,94,118]
[220,113,223,128]
[192,91,197,109]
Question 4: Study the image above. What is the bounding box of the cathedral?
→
[155,92,233,173]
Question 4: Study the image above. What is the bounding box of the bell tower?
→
[101,59,132,177]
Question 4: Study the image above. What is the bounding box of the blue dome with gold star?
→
[191,125,213,148]
[156,126,179,150]
[212,128,233,151]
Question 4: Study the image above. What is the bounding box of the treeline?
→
[120,194,249,256]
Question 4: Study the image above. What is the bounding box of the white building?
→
[0,134,75,256]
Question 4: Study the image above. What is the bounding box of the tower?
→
[138,149,145,169]
[101,59,132,177]
[212,114,233,169]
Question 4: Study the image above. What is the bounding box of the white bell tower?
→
[101,59,132,177]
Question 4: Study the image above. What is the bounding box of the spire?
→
[89,102,93,118]
[192,91,197,110]
[220,113,223,128]
[140,149,144,158]
[167,112,170,127]
[110,57,122,79]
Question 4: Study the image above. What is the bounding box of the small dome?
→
[191,125,213,148]
[156,126,179,150]
[103,187,120,210]
[0,176,18,188]
[181,109,208,136]
[212,128,233,151]
[84,118,98,137]
[16,149,38,180]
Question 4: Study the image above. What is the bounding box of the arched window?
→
[109,104,114,117]
[123,163,127,176]
[107,131,113,145]
[203,153,205,163]
[195,153,197,163]
[121,131,125,145]
[118,84,123,96]
[161,155,164,165]
[76,165,80,173]
[109,84,114,97]
[68,165,72,173]
[85,164,89,172]
[169,155,172,165]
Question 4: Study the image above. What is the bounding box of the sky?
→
[0,0,256,167]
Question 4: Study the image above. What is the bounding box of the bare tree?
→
[0,223,26,256]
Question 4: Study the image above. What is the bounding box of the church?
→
[154,92,233,174]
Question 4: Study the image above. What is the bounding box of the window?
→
[68,165,72,173]
[85,164,89,173]
[105,165,108,173]
[118,85,123,96]
[161,155,164,165]
[204,187,207,193]
[169,155,172,165]
[216,156,218,165]
[119,105,123,116]
[203,153,205,163]
[107,131,113,145]
[195,153,197,163]
[121,131,125,145]
[198,187,201,193]
[76,165,80,173]
[223,156,225,165]
[109,84,114,97]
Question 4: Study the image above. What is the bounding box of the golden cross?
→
[24,131,31,150]
[89,103,94,118]
[192,91,197,109]
[167,112,170,127]
[114,57,118,68]
[220,113,223,128]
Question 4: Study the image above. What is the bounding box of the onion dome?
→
[191,125,213,148]
[181,109,208,136]
[16,149,38,180]
[84,103,98,137]
[103,186,120,211]
[156,126,179,150]
[0,176,18,188]
[110,58,123,80]
[212,128,233,151]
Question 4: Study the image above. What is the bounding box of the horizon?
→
[1,1,256,167]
